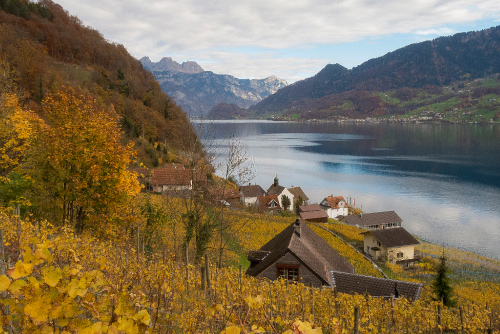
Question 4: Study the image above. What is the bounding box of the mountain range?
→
[209,26,500,121]
[140,57,288,117]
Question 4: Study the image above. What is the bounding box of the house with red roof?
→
[320,196,348,219]
[257,194,281,213]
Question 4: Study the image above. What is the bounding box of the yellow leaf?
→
[8,279,27,297]
[224,325,241,334]
[56,318,69,327]
[11,260,33,279]
[42,266,63,287]
[0,275,11,291]
[133,309,150,326]
[35,247,53,263]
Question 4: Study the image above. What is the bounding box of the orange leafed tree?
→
[28,86,140,232]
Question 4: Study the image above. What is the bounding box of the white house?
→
[363,227,420,266]
[320,196,348,219]
[267,176,294,210]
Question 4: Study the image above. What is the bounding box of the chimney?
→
[294,219,301,237]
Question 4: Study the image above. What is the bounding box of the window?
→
[397,251,404,259]
[277,265,299,281]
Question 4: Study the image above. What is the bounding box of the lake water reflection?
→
[194,120,500,259]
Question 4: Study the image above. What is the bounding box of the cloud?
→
[53,0,500,82]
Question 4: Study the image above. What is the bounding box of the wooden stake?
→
[353,306,360,334]
[205,254,211,293]
[0,229,5,275]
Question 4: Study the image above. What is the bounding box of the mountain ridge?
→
[245,25,500,120]
[140,57,288,117]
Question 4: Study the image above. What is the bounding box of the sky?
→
[53,0,500,83]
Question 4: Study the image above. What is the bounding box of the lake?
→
[193,120,500,259]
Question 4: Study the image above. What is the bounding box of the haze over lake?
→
[194,120,500,259]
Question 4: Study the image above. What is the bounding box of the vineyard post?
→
[201,266,206,295]
[239,265,242,297]
[486,302,493,334]
[136,226,140,260]
[353,305,360,334]
[459,306,464,334]
[16,205,21,255]
[391,296,395,325]
[334,288,339,318]
[311,288,315,324]
[269,284,273,320]
[437,303,442,331]
[205,254,211,293]
[0,229,5,275]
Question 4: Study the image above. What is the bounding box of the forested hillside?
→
[249,26,500,121]
[0,0,201,165]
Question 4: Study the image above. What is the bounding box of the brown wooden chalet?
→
[341,211,402,230]
[239,184,267,206]
[207,187,241,205]
[246,219,355,287]
[298,205,328,223]
[329,271,424,301]
[288,186,309,205]
[132,163,207,196]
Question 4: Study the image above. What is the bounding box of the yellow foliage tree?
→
[27,86,140,232]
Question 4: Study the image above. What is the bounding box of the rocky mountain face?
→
[140,57,287,117]
[250,25,500,118]
[140,56,204,74]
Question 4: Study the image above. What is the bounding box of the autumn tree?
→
[27,86,140,232]
[214,135,255,266]
[0,90,40,208]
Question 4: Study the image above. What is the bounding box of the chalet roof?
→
[246,219,354,285]
[247,250,271,262]
[342,211,402,227]
[267,184,286,196]
[299,204,323,212]
[240,184,266,198]
[322,196,346,209]
[150,168,192,186]
[288,187,309,202]
[257,195,281,211]
[208,187,241,200]
[299,210,329,221]
[329,271,424,301]
[363,227,419,248]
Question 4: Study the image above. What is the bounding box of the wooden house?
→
[298,204,328,223]
[342,211,402,230]
[363,227,420,266]
[288,186,309,206]
[246,219,355,287]
[239,184,266,206]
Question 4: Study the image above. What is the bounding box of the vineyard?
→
[1,204,500,333]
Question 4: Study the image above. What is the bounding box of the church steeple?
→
[273,175,279,187]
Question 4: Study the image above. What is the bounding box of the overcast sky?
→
[54,0,500,83]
